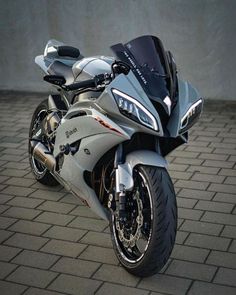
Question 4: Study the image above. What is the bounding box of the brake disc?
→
[115,191,143,248]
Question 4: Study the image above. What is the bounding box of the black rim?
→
[113,168,153,263]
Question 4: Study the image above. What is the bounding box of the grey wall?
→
[0,0,235,100]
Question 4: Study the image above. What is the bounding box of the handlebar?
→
[64,73,111,91]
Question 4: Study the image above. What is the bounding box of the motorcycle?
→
[29,35,203,277]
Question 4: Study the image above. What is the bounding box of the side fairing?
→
[53,105,130,220]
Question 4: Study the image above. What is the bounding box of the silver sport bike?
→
[30,35,203,277]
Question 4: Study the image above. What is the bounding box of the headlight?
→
[112,89,158,131]
[179,98,203,134]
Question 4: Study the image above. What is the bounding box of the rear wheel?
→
[110,165,177,277]
[28,99,59,186]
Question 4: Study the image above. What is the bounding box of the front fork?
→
[109,144,133,223]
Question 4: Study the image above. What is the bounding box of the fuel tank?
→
[72,56,113,81]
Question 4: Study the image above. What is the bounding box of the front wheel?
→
[110,165,177,277]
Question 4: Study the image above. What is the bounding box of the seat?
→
[48,61,75,85]
[57,46,80,59]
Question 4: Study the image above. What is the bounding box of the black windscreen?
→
[111,35,170,102]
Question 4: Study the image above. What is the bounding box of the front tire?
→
[110,165,177,277]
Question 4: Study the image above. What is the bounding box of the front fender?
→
[116,150,167,192]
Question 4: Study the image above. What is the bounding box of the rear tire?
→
[28,99,59,186]
[110,165,177,277]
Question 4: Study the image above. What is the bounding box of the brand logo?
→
[65,127,78,139]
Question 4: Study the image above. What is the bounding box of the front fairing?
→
[96,71,164,137]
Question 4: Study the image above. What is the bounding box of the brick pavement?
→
[0,91,236,295]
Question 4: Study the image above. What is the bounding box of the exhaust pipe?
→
[30,140,56,171]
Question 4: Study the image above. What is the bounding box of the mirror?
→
[43,75,66,86]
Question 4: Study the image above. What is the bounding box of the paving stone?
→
[172,150,200,159]
[195,200,234,213]
[187,165,220,175]
[59,193,83,205]
[0,175,10,183]
[1,148,26,156]
[68,216,108,232]
[80,245,119,265]
[185,233,231,250]
[35,212,74,226]
[3,207,41,220]
[208,183,236,194]
[206,250,236,268]
[219,168,236,177]
[0,216,17,229]
[176,197,198,208]
[29,189,65,201]
[221,225,236,238]
[229,239,236,252]
[24,287,65,295]
[201,211,236,226]
[2,162,29,170]
[48,274,101,295]
[180,220,223,236]
[169,171,192,180]
[0,229,14,243]
[43,225,86,242]
[168,163,188,172]
[203,160,234,169]
[96,282,149,295]
[69,205,100,219]
[175,180,209,190]
[186,146,213,153]
[173,157,203,166]
[6,196,44,208]
[178,188,214,200]
[214,148,236,155]
[199,153,228,161]
[12,250,59,269]
[171,244,209,263]
[7,266,58,288]
[178,208,203,220]
[93,264,139,287]
[4,233,48,250]
[214,268,236,288]
[51,257,100,277]
[175,231,189,244]
[0,154,24,162]
[1,185,35,197]
[166,260,217,281]
[224,176,236,185]
[37,200,76,214]
[0,204,9,214]
[30,182,62,191]
[80,231,112,248]
[209,142,236,149]
[138,273,191,295]
[0,168,28,177]
[0,280,27,295]
[3,177,35,187]
[191,173,225,184]
[213,192,236,204]
[0,261,18,279]
[40,239,86,257]
[0,245,21,262]
[0,193,14,204]
[8,220,51,235]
